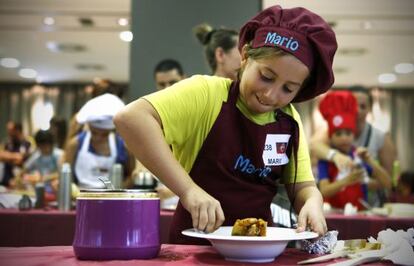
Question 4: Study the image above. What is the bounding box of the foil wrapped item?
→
[301,230,338,254]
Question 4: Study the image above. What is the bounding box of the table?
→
[1,208,413,247]
[0,208,174,247]
[0,245,393,266]
[325,213,414,240]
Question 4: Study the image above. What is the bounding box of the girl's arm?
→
[63,137,78,166]
[114,98,224,233]
[123,149,136,188]
[285,181,326,235]
[309,128,354,171]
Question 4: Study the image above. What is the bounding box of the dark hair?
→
[12,122,23,132]
[50,116,67,149]
[348,85,373,107]
[400,171,414,193]
[193,23,238,73]
[34,130,54,145]
[91,78,125,98]
[153,59,184,76]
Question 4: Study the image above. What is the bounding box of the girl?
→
[115,5,337,244]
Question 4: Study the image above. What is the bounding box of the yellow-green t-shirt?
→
[143,75,314,184]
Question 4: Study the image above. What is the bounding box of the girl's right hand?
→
[180,185,225,233]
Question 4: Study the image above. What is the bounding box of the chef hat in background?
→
[238,5,337,102]
[76,93,125,130]
[319,90,358,137]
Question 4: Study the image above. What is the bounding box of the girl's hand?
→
[296,197,327,236]
[180,185,225,233]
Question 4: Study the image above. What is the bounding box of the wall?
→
[129,0,260,101]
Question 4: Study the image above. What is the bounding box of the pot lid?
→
[78,189,159,199]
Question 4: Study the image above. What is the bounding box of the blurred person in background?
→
[389,171,414,203]
[10,130,63,200]
[0,121,33,187]
[49,116,68,150]
[66,78,125,140]
[150,59,186,207]
[310,86,397,206]
[153,59,186,91]
[193,23,240,80]
[317,91,391,210]
[64,93,135,189]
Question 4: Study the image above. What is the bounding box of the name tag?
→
[262,134,290,166]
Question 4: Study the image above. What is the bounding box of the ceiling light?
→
[378,73,396,84]
[118,18,129,26]
[119,31,133,42]
[394,63,414,74]
[43,17,55,25]
[0,57,20,68]
[19,68,37,79]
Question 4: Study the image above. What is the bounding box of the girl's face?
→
[38,143,53,155]
[239,52,309,114]
[89,126,111,142]
[330,129,354,153]
[221,46,241,80]
[396,181,411,197]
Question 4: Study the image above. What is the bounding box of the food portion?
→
[231,218,267,236]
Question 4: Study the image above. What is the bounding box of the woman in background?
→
[194,23,241,80]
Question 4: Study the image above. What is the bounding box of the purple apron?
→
[170,81,300,244]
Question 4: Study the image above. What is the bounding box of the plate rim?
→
[182,226,318,241]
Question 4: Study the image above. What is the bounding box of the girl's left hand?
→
[296,197,327,236]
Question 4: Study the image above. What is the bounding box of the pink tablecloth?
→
[1,208,412,247]
[0,245,393,266]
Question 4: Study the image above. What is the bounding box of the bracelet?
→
[326,149,337,161]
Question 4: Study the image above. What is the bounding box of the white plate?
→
[182,226,318,263]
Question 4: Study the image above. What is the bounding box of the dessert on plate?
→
[231,218,267,236]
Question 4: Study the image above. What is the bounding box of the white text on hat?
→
[264,32,299,52]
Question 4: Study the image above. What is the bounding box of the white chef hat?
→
[76,93,125,130]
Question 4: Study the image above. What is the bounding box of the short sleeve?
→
[282,104,315,184]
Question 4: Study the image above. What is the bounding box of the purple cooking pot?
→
[73,189,160,260]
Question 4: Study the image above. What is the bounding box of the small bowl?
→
[182,226,317,263]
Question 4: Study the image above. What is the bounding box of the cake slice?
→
[231,218,267,236]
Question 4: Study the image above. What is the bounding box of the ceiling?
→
[0,0,131,83]
[0,0,413,88]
